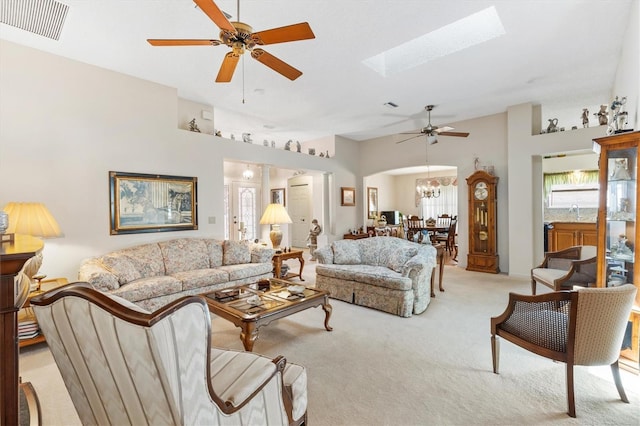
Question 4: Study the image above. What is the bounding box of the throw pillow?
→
[332,240,362,264]
[101,254,142,285]
[388,247,418,273]
[223,240,252,265]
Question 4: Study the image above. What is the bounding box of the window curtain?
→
[543,170,598,198]
[417,176,458,219]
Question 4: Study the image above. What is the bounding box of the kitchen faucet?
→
[569,204,581,220]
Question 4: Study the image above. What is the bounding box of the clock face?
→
[474,182,488,200]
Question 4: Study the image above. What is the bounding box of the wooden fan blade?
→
[439,131,470,137]
[252,22,315,45]
[396,134,424,144]
[400,131,424,135]
[193,0,236,34]
[147,39,222,46]
[251,48,302,80]
[215,52,240,82]
[434,126,453,133]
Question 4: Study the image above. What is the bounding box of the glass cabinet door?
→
[604,147,636,287]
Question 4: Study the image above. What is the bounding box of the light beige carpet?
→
[20,257,640,425]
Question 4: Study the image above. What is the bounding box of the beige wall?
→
[0,41,355,280]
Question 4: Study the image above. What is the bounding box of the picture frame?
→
[341,187,355,206]
[109,171,198,235]
[271,188,286,205]
[367,187,378,219]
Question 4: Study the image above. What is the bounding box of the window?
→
[548,184,599,208]
[544,170,599,208]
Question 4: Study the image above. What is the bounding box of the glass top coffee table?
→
[203,278,333,351]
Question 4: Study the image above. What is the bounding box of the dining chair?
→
[434,216,457,255]
[406,215,424,242]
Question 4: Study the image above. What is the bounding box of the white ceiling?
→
[0,0,633,145]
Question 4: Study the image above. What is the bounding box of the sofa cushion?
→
[159,238,209,274]
[358,237,381,265]
[100,253,142,284]
[218,262,273,281]
[316,264,411,291]
[110,275,182,303]
[121,243,165,278]
[223,240,252,265]
[332,240,362,264]
[171,268,230,291]
[205,239,224,267]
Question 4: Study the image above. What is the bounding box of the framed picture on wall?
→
[109,171,198,235]
[271,188,286,205]
[367,187,378,219]
[341,187,355,206]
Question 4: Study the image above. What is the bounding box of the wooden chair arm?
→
[536,246,581,268]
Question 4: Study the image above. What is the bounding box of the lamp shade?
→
[3,202,62,238]
[259,203,292,251]
[259,203,292,225]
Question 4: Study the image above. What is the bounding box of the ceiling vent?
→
[0,0,69,41]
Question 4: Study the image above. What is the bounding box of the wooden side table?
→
[272,250,305,281]
[19,277,69,348]
[1,235,43,426]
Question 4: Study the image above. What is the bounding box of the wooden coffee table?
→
[204,278,332,351]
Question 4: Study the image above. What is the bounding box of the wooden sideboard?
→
[1,235,43,426]
[546,222,597,252]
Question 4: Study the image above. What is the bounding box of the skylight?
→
[362,6,506,76]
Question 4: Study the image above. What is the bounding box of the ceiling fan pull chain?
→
[242,56,245,104]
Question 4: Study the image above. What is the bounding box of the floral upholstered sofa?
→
[314,236,437,317]
[78,238,274,311]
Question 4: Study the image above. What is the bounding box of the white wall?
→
[0,41,351,280]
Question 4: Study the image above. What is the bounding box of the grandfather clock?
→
[466,170,499,273]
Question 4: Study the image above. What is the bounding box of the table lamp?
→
[2,202,63,290]
[259,203,292,252]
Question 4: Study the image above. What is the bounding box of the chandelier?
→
[416,182,440,198]
[417,163,440,198]
[242,165,254,180]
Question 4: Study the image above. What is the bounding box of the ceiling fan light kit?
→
[147,0,315,83]
[396,105,470,145]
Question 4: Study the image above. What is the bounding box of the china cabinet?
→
[466,170,499,273]
[593,130,640,372]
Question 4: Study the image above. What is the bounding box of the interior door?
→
[230,182,261,241]
[289,183,311,247]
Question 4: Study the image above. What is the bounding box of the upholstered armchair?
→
[531,245,597,294]
[30,283,307,426]
[490,284,637,417]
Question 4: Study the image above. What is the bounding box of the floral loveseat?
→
[78,238,274,311]
[314,236,437,317]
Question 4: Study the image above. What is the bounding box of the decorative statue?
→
[188,118,201,133]
[306,219,322,260]
[594,104,608,125]
[546,118,559,133]
[608,96,628,135]
[581,108,589,128]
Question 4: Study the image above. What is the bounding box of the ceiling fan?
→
[147,0,315,82]
[396,105,470,145]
